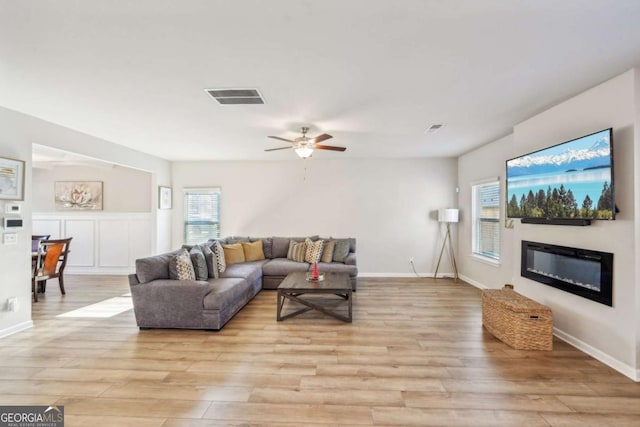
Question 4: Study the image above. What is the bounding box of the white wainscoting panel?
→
[98,220,130,267]
[65,219,95,267]
[32,219,62,239]
[33,212,152,275]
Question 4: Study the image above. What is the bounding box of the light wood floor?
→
[2,276,640,426]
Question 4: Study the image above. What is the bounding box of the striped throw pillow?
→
[286,240,306,263]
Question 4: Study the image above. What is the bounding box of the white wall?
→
[457,134,515,289]
[33,164,151,212]
[172,158,458,275]
[458,70,639,379]
[0,106,171,338]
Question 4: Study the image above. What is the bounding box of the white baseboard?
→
[67,268,135,275]
[553,327,639,382]
[459,274,489,289]
[0,320,34,339]
[358,272,454,278]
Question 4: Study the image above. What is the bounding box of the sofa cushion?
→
[136,249,182,283]
[304,238,324,264]
[252,237,273,259]
[333,239,351,263]
[271,237,291,258]
[321,240,335,263]
[316,262,358,277]
[287,240,306,263]
[242,240,265,262]
[189,246,209,280]
[169,249,196,280]
[228,236,251,244]
[200,244,219,278]
[210,240,226,273]
[262,258,310,276]
[220,260,265,284]
[222,243,245,265]
[203,277,252,311]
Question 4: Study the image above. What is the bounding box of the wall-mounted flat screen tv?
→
[506,128,614,220]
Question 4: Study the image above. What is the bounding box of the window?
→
[472,180,500,261]
[183,188,221,245]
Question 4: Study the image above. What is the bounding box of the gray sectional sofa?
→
[128,236,357,330]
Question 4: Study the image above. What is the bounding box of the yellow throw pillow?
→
[242,240,265,262]
[222,243,245,265]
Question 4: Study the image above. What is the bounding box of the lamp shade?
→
[438,208,459,223]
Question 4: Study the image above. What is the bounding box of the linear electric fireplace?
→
[521,241,613,306]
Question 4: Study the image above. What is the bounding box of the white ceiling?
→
[2,1,640,161]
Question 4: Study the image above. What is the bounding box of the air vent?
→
[205,88,265,105]
[425,124,444,133]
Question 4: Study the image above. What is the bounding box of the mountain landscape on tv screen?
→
[507,137,610,177]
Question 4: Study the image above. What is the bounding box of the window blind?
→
[183,188,221,245]
[472,181,500,260]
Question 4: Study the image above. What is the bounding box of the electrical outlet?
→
[7,297,18,312]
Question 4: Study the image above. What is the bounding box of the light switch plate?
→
[3,233,17,245]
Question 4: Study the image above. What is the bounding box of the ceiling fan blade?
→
[311,133,333,144]
[268,136,295,143]
[315,145,346,152]
[265,146,293,152]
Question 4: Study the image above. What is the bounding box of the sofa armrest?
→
[130,280,211,325]
[128,273,140,286]
[344,252,357,266]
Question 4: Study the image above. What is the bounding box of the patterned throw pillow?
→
[304,238,324,264]
[169,249,196,280]
[210,240,226,273]
[189,246,208,280]
[286,240,306,263]
[200,244,219,278]
[321,240,335,263]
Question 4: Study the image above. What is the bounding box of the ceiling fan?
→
[266,127,346,158]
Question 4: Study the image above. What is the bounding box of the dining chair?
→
[32,237,72,302]
[31,234,51,253]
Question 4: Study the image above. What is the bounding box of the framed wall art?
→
[55,181,103,210]
[0,157,25,201]
[159,186,172,209]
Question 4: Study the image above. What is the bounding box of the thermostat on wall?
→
[5,204,21,214]
[3,217,23,230]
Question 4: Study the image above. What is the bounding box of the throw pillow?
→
[321,240,336,263]
[271,236,291,258]
[252,237,273,259]
[242,240,265,262]
[210,240,226,273]
[199,244,219,279]
[332,239,351,263]
[304,238,324,264]
[189,246,208,280]
[222,243,245,265]
[286,240,306,263]
[169,249,196,280]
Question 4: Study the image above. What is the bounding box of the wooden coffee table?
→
[277,272,352,322]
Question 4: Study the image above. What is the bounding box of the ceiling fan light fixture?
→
[295,146,314,158]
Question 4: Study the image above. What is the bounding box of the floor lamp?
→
[434,208,459,280]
